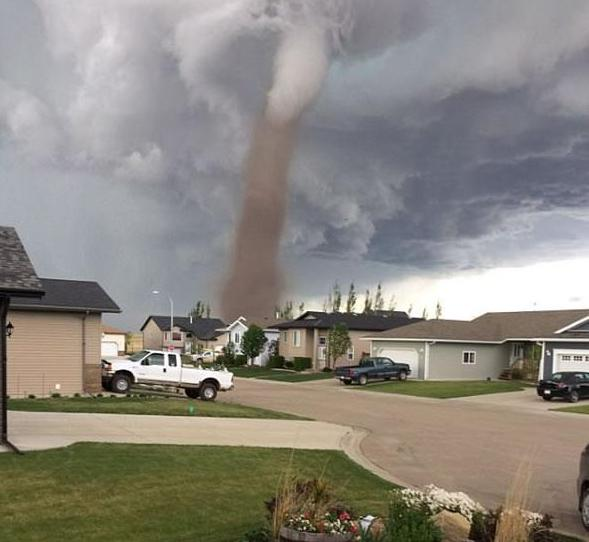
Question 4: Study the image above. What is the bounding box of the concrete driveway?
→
[227,378,589,539]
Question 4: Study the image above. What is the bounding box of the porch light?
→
[5,321,14,338]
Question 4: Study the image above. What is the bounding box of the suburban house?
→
[276,311,421,369]
[101,325,127,357]
[217,315,283,366]
[0,226,44,444]
[365,309,589,380]
[8,278,121,396]
[141,315,226,353]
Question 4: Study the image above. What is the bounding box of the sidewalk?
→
[6,410,353,452]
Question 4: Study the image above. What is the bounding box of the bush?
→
[73,393,81,398]
[511,367,524,380]
[267,355,285,369]
[284,360,294,369]
[235,354,248,366]
[27,394,36,399]
[240,526,272,542]
[293,357,312,372]
[322,367,333,373]
[385,493,442,542]
[51,393,61,398]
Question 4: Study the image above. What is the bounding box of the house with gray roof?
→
[141,315,226,353]
[365,309,589,380]
[276,311,422,369]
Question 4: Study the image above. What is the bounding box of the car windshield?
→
[128,350,149,362]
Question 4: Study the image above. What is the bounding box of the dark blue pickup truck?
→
[335,356,411,385]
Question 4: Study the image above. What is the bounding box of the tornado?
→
[221,25,330,319]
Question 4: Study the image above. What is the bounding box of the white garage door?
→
[374,347,419,378]
[554,350,589,373]
[101,341,119,357]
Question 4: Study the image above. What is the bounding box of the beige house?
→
[7,278,120,397]
[276,311,420,370]
[141,315,226,353]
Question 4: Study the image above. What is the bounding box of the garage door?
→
[554,351,589,373]
[374,347,419,378]
[101,341,119,357]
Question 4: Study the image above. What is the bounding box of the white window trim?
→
[462,351,476,365]
[293,330,301,348]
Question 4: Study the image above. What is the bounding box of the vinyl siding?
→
[6,310,102,397]
[428,342,510,380]
[279,329,314,361]
[142,319,163,350]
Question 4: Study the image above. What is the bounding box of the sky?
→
[1,0,589,329]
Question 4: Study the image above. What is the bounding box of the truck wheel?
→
[568,390,580,403]
[358,375,368,386]
[185,388,200,399]
[199,382,218,401]
[111,374,131,394]
[343,379,352,386]
[398,371,408,381]
[542,396,552,401]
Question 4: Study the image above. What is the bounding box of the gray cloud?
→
[2,0,589,326]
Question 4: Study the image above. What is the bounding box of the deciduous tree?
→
[327,323,352,369]
[241,325,268,366]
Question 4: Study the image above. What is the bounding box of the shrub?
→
[284,360,294,369]
[511,367,524,380]
[386,493,442,542]
[27,394,36,399]
[73,393,81,398]
[322,367,333,373]
[235,354,248,366]
[267,355,285,369]
[96,393,103,398]
[240,526,272,542]
[293,357,312,372]
[51,393,61,398]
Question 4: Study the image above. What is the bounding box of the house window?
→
[293,330,301,347]
[347,346,354,361]
[234,332,240,345]
[282,331,288,343]
[574,355,584,362]
[319,336,326,346]
[172,332,182,341]
[462,351,476,365]
[562,355,571,361]
[512,344,524,358]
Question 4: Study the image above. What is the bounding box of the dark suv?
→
[536,371,589,402]
[578,444,589,531]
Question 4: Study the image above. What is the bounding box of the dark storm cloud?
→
[2,0,589,325]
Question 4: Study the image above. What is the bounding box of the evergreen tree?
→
[374,282,384,311]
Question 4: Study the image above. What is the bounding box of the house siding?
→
[428,343,510,380]
[7,310,102,396]
[279,329,314,361]
[143,319,163,350]
[542,341,589,379]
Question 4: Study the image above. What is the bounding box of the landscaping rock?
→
[433,510,471,542]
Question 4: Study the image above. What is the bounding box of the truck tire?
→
[111,373,131,394]
[358,374,368,386]
[398,371,408,381]
[199,382,218,401]
[185,388,200,399]
[342,379,352,386]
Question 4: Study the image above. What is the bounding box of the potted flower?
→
[279,509,360,541]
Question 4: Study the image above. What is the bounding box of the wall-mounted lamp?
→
[6,321,14,338]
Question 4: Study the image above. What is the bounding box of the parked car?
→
[578,443,589,531]
[101,349,234,401]
[335,356,411,386]
[536,371,589,402]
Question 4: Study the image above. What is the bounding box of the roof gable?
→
[0,226,44,297]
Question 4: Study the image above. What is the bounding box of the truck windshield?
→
[128,350,149,362]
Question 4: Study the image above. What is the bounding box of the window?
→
[143,353,165,366]
[318,336,327,346]
[462,351,476,365]
[573,355,584,362]
[168,354,178,367]
[347,346,354,361]
[282,331,288,343]
[172,331,182,341]
[512,344,524,358]
[293,330,301,347]
[561,355,572,361]
[234,332,240,345]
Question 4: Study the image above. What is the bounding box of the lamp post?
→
[152,291,174,347]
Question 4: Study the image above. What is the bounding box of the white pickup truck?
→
[101,350,234,401]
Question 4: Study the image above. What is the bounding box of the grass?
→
[232,367,334,382]
[551,403,589,415]
[0,443,395,542]
[354,380,526,399]
[7,396,304,420]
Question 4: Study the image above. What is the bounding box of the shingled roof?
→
[368,309,589,342]
[141,316,226,341]
[11,278,120,313]
[0,227,44,297]
[275,311,421,332]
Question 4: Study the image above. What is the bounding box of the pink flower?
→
[339,511,351,521]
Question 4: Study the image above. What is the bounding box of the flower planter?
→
[279,527,353,542]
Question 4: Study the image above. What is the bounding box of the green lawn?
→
[7,396,304,420]
[354,380,526,399]
[232,367,334,383]
[0,443,395,542]
[551,403,589,415]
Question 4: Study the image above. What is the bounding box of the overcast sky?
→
[2,0,589,329]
